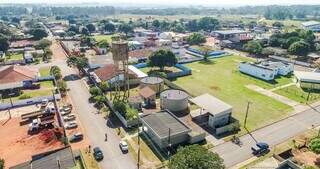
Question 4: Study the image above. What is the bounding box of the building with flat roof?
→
[239,61,293,81]
[212,30,253,48]
[141,110,192,149]
[294,71,320,90]
[302,21,320,32]
[190,93,232,128]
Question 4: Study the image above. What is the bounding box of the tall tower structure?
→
[111,41,130,101]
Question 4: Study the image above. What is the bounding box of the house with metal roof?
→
[294,71,320,90]
[302,21,320,32]
[140,110,192,149]
[239,60,293,81]
[211,30,253,48]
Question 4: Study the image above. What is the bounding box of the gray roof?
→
[190,93,232,116]
[302,21,320,27]
[141,77,163,85]
[141,110,191,139]
[160,89,189,100]
[212,30,249,35]
[10,147,76,169]
[294,71,320,84]
[0,81,23,90]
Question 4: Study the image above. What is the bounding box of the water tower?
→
[111,41,130,101]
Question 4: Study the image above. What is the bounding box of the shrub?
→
[309,137,320,154]
[89,87,102,96]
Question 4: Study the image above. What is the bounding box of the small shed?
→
[139,86,156,107]
[190,94,232,128]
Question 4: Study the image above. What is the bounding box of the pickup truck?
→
[251,142,270,156]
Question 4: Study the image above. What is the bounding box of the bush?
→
[18,94,31,100]
[309,137,320,154]
[89,87,102,96]
[0,158,4,169]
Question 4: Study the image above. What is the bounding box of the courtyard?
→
[173,55,294,131]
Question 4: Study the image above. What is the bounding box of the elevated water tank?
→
[140,77,164,93]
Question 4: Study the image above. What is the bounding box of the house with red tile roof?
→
[93,64,138,84]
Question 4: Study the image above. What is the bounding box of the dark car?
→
[69,133,83,143]
[251,142,270,156]
[93,147,104,161]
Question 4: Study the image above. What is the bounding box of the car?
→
[60,110,71,116]
[69,133,83,143]
[64,121,78,129]
[63,114,76,121]
[61,105,72,113]
[119,141,129,153]
[251,142,270,156]
[93,147,104,161]
[41,99,49,107]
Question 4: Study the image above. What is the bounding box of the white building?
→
[302,21,320,32]
[294,71,320,90]
[239,61,293,81]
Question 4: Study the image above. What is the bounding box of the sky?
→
[1,0,320,7]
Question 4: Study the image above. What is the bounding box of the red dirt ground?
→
[0,118,64,168]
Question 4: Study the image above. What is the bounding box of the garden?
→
[173,55,294,131]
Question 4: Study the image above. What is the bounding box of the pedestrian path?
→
[270,83,295,92]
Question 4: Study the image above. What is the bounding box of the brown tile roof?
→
[10,40,34,48]
[0,65,39,84]
[94,64,137,81]
[129,49,152,59]
[139,86,156,99]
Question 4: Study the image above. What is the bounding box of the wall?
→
[208,111,232,128]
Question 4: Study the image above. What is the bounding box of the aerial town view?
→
[1,0,320,169]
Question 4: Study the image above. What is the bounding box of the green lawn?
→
[174,55,293,131]
[6,53,23,61]
[274,86,320,104]
[39,67,51,77]
[93,34,116,43]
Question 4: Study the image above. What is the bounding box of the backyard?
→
[173,55,294,131]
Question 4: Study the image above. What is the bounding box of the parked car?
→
[119,141,129,153]
[41,99,49,107]
[61,110,71,116]
[63,114,76,121]
[93,147,104,161]
[69,133,83,143]
[251,142,269,156]
[64,121,78,129]
[61,104,72,112]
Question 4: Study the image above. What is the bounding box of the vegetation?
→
[187,33,206,46]
[274,86,320,104]
[113,100,138,120]
[288,40,310,56]
[309,137,320,154]
[0,35,9,52]
[0,158,4,169]
[168,144,224,169]
[244,40,263,55]
[66,56,88,73]
[34,39,52,49]
[50,66,62,80]
[149,50,177,71]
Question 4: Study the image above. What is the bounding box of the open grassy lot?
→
[6,53,23,61]
[93,34,116,43]
[39,67,51,77]
[274,85,320,104]
[174,55,293,131]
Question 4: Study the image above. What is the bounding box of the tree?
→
[0,36,9,52]
[43,48,52,61]
[186,19,198,32]
[198,17,219,32]
[86,23,96,33]
[244,40,263,55]
[68,25,79,34]
[149,50,177,71]
[99,81,110,92]
[288,41,310,56]
[29,28,48,40]
[35,39,52,49]
[94,95,107,107]
[80,27,90,36]
[309,137,320,154]
[0,158,4,169]
[57,80,67,95]
[97,39,109,48]
[89,87,103,96]
[187,33,206,46]
[104,22,115,33]
[11,17,20,24]
[152,20,160,30]
[50,66,62,80]
[272,21,284,28]
[283,36,301,49]
[66,56,88,72]
[168,145,224,169]
[118,23,133,37]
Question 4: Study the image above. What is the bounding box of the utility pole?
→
[168,128,171,163]
[244,101,251,128]
[137,123,141,169]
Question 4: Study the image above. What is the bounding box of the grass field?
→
[93,34,116,43]
[6,53,23,61]
[274,85,320,104]
[39,67,51,77]
[174,55,293,131]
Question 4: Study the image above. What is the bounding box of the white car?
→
[64,121,78,129]
[119,141,129,153]
[61,110,71,116]
[63,114,76,121]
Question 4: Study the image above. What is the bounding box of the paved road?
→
[50,42,136,169]
[212,104,320,168]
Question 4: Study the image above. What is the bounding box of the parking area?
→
[0,104,64,168]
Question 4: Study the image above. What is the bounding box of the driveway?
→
[212,104,320,168]
[51,42,136,169]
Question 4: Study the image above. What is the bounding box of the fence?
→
[0,94,61,111]
[0,60,25,66]
[36,75,55,81]
[167,64,192,79]
[269,55,312,67]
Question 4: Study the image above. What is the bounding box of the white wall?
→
[239,62,275,81]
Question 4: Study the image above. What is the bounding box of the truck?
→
[251,142,270,156]
[28,118,54,133]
